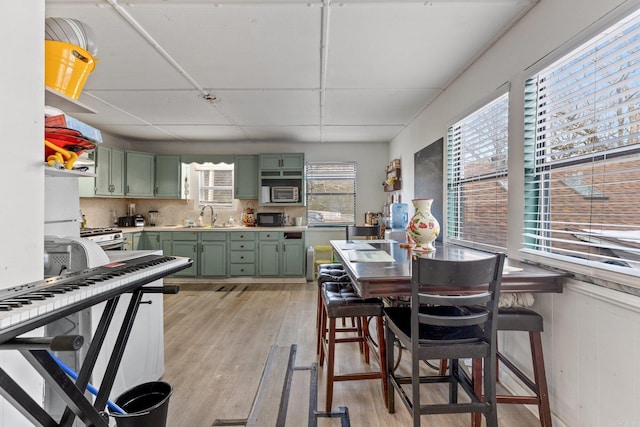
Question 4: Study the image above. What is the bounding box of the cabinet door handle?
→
[283,244,286,252]
[193,244,197,253]
[276,245,279,253]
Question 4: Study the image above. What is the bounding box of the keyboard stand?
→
[0,256,191,426]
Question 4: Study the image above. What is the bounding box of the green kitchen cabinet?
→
[95,145,125,197]
[155,155,182,198]
[234,155,258,199]
[258,241,280,276]
[229,231,257,276]
[170,231,198,276]
[125,151,155,198]
[281,236,305,276]
[258,153,305,206]
[122,231,141,251]
[140,231,171,251]
[257,231,305,277]
[259,153,304,171]
[200,233,227,277]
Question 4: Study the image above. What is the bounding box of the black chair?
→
[384,252,506,427]
[346,225,380,240]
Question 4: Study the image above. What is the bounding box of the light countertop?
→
[117,225,307,232]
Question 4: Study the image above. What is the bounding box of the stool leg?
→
[326,317,337,412]
[319,303,327,366]
[376,314,388,409]
[361,316,371,364]
[316,286,322,355]
[531,331,553,427]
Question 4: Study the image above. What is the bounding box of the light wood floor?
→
[162,282,543,427]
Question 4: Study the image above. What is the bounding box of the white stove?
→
[80,227,124,250]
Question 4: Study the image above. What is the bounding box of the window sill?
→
[519,248,640,296]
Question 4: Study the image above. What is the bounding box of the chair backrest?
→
[410,253,506,343]
[346,225,381,240]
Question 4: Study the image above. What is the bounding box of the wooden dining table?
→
[330,239,568,298]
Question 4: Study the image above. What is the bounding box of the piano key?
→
[0,255,191,339]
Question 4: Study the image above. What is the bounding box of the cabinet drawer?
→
[171,231,198,241]
[230,251,256,263]
[230,241,256,251]
[229,231,256,241]
[258,231,281,241]
[229,264,256,276]
[201,232,227,241]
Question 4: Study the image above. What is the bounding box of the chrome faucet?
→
[200,205,217,226]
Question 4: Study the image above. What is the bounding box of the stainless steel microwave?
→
[271,186,298,203]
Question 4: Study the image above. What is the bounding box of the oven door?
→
[99,241,124,251]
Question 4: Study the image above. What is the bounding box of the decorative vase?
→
[406,198,440,252]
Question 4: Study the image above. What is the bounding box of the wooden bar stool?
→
[471,307,553,427]
[318,282,387,412]
[315,264,352,355]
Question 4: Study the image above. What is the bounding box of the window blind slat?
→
[524,8,640,271]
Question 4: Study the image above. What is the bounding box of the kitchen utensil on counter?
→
[241,205,256,226]
[365,211,382,226]
[134,214,145,227]
[148,210,159,227]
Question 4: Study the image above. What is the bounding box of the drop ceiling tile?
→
[80,90,232,125]
[215,90,320,126]
[242,126,321,142]
[320,125,404,143]
[45,4,192,90]
[326,2,530,89]
[323,88,438,126]
[154,125,248,141]
[127,4,322,89]
[95,124,181,141]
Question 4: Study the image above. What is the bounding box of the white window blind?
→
[198,164,234,207]
[447,93,509,249]
[523,8,640,271]
[305,162,356,226]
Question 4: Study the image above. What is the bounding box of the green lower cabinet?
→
[122,232,141,251]
[139,231,171,251]
[158,229,303,278]
[281,238,305,276]
[229,231,257,276]
[170,231,199,276]
[257,231,305,277]
[200,233,227,277]
[258,240,280,276]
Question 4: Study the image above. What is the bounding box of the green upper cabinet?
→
[258,153,305,206]
[155,155,182,198]
[95,145,125,197]
[259,153,304,171]
[125,151,155,198]
[234,155,258,199]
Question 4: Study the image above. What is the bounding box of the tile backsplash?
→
[79,198,306,228]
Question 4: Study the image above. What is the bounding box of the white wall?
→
[0,1,47,425]
[389,0,640,425]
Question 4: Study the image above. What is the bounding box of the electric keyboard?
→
[0,255,192,344]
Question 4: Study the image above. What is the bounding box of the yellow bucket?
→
[45,40,96,100]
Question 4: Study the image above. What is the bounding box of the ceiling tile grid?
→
[45,0,535,143]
